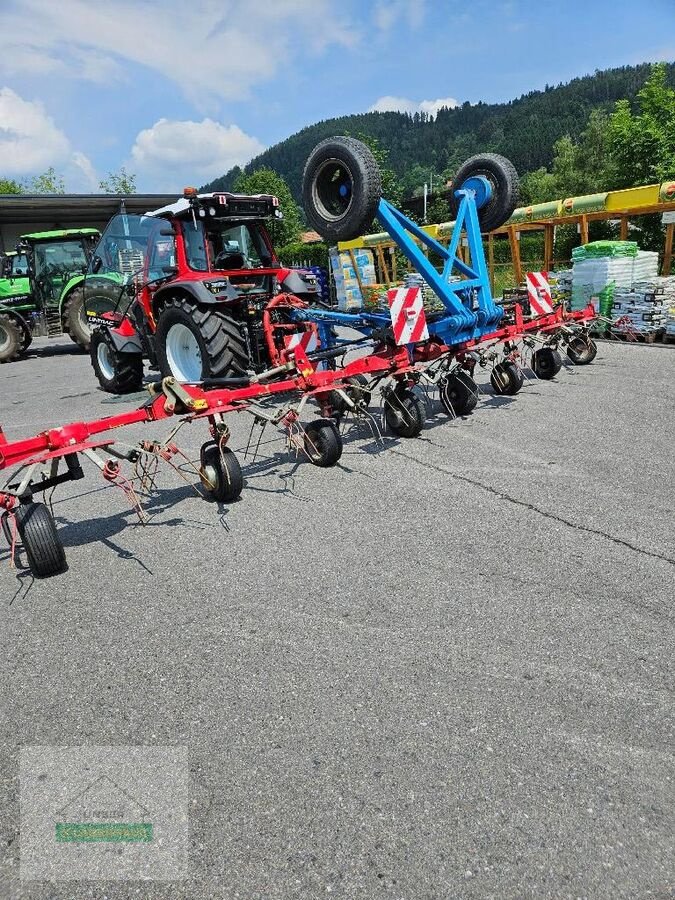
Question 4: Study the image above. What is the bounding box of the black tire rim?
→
[312,158,355,222]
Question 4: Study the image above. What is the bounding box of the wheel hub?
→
[165,323,202,383]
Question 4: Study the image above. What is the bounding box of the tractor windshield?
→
[33,241,89,303]
[183,221,273,273]
[9,254,29,277]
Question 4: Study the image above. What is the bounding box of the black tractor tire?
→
[90,328,144,394]
[19,322,33,353]
[14,502,68,578]
[490,361,523,395]
[567,335,597,365]
[0,313,23,363]
[532,347,562,380]
[450,153,520,233]
[303,419,343,467]
[62,286,92,350]
[302,136,382,243]
[384,387,426,437]
[199,444,244,503]
[439,370,479,416]
[155,296,249,383]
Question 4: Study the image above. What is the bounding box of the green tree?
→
[233,167,301,245]
[608,62,675,186]
[29,167,65,194]
[0,178,23,194]
[99,167,137,194]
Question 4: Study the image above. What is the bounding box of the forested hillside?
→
[203,63,675,201]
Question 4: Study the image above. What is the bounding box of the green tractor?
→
[0,228,101,363]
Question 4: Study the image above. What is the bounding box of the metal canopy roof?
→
[0,194,178,226]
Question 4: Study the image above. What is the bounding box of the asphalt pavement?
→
[0,336,673,899]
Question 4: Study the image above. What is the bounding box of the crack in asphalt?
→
[391,448,675,568]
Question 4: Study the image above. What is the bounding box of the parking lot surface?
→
[1,337,673,899]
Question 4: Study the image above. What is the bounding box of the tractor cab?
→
[20,229,100,310]
[1,250,29,279]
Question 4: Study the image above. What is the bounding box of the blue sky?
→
[0,0,673,193]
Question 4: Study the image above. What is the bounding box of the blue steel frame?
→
[292,182,504,351]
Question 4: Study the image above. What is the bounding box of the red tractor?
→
[87,189,322,392]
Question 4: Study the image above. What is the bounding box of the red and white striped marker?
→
[526,271,553,316]
[386,287,429,345]
[284,330,320,354]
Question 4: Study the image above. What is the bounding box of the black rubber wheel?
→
[0,313,23,363]
[532,347,562,380]
[19,322,33,353]
[62,286,92,350]
[303,419,343,467]
[450,153,520,232]
[328,374,372,416]
[199,444,244,502]
[90,328,143,394]
[155,296,248,383]
[490,361,523,395]
[384,388,426,437]
[14,502,68,578]
[566,335,597,365]
[302,136,382,243]
[439,370,479,416]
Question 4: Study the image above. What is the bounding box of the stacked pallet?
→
[548,269,572,309]
[612,283,669,337]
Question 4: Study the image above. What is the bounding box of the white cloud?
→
[130,118,265,189]
[373,0,426,31]
[369,95,459,117]
[0,0,359,107]
[0,87,97,190]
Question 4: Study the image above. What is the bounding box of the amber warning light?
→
[183,187,197,197]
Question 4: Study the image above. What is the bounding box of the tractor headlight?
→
[205,280,229,294]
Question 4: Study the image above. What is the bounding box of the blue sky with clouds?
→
[0,0,673,192]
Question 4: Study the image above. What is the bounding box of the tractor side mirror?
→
[91,256,102,274]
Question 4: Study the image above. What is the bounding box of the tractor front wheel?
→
[0,313,23,363]
[90,328,144,394]
[62,286,91,350]
[156,297,248,383]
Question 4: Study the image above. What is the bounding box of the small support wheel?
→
[532,347,562,380]
[566,335,597,365]
[490,361,523,396]
[328,374,372,416]
[384,388,426,437]
[303,419,343,467]
[14,502,68,578]
[199,443,244,502]
[439,370,479,416]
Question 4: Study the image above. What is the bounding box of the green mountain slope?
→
[203,63,674,201]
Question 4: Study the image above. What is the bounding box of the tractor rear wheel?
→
[439,370,479,416]
[90,328,144,394]
[14,502,68,578]
[450,153,520,232]
[199,444,244,503]
[567,335,597,365]
[0,313,22,363]
[303,419,343,467]
[156,297,248,383]
[384,387,426,437]
[532,347,562,379]
[62,286,91,350]
[302,136,382,243]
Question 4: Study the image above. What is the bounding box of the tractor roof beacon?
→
[0,228,101,364]
[87,188,321,392]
